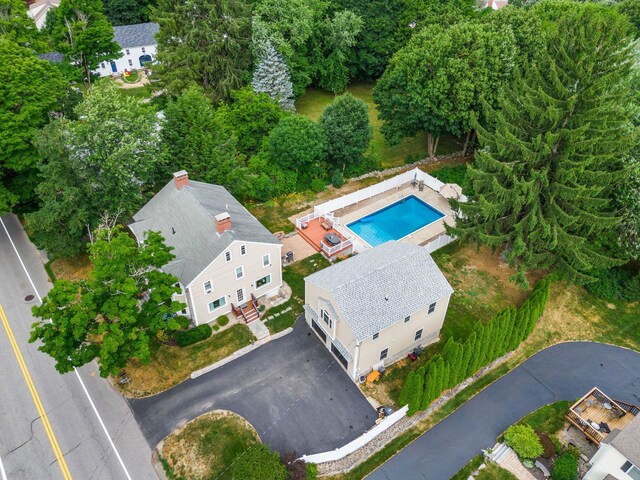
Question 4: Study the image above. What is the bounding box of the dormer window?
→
[321,309,332,329]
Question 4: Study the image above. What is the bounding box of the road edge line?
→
[0,216,133,480]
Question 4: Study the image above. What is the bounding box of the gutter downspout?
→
[187,286,199,326]
[352,341,361,381]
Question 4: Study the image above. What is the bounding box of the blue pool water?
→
[346,195,445,247]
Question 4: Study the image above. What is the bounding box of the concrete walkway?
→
[248,319,270,340]
[368,342,640,480]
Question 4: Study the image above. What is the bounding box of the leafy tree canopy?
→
[319,92,372,171]
[373,21,516,157]
[0,0,46,50]
[152,0,252,102]
[450,3,637,285]
[0,38,67,213]
[30,224,185,377]
[103,0,152,26]
[217,87,287,155]
[162,85,247,193]
[51,0,121,85]
[26,80,164,258]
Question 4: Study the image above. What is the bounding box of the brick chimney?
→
[215,212,232,234]
[173,170,189,190]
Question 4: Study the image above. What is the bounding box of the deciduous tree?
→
[52,0,120,85]
[30,224,185,377]
[0,38,67,213]
[450,5,637,286]
[373,22,516,158]
[319,93,372,172]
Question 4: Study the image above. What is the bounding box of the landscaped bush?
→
[175,316,191,329]
[537,432,555,458]
[504,424,544,460]
[586,268,640,302]
[398,278,552,415]
[310,178,325,193]
[430,164,473,196]
[217,315,229,327]
[231,444,287,480]
[331,170,345,188]
[306,463,318,480]
[173,324,212,347]
[552,453,578,480]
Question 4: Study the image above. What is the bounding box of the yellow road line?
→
[0,304,73,480]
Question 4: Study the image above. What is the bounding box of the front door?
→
[110,61,117,73]
[236,288,245,304]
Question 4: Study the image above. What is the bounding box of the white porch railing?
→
[321,238,353,257]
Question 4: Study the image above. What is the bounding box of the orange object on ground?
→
[366,370,380,385]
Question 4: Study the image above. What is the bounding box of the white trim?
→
[187,286,199,325]
[235,265,244,280]
[207,296,227,313]
[203,280,213,295]
[262,253,271,268]
[255,273,272,290]
[0,216,133,480]
[0,454,7,480]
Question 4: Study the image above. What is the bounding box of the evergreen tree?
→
[450,5,638,286]
[420,361,436,410]
[152,0,252,102]
[464,331,478,378]
[251,41,295,112]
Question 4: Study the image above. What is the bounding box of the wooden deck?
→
[296,218,352,259]
[567,387,638,444]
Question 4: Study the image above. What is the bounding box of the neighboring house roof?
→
[27,0,59,28]
[605,414,640,466]
[487,0,509,8]
[305,241,453,342]
[129,175,279,286]
[38,52,64,63]
[113,22,159,49]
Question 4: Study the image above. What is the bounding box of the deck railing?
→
[615,399,640,416]
[321,238,353,257]
[566,410,605,443]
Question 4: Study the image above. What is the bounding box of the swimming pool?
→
[346,195,445,247]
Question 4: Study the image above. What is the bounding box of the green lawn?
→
[118,85,153,99]
[160,410,259,480]
[515,401,571,436]
[264,254,330,333]
[476,463,518,480]
[296,83,463,168]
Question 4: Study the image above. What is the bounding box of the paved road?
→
[129,318,376,456]
[369,342,640,480]
[0,214,157,480]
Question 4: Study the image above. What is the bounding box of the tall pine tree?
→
[450,4,638,286]
[251,41,295,111]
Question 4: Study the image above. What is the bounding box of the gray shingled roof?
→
[113,22,159,49]
[606,414,640,466]
[305,241,453,342]
[129,177,279,286]
[38,52,64,63]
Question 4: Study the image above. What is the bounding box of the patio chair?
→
[320,218,333,230]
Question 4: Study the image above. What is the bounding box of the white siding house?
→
[585,415,640,480]
[27,0,60,30]
[95,22,159,76]
[129,171,283,327]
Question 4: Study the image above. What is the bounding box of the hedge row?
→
[399,278,552,415]
[173,324,212,347]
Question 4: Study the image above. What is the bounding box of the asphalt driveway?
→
[369,342,640,480]
[129,317,375,455]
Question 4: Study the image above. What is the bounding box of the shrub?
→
[564,445,581,459]
[551,436,563,455]
[231,444,286,480]
[173,324,212,347]
[331,170,345,188]
[280,451,307,480]
[306,463,318,480]
[175,316,191,329]
[504,424,544,460]
[552,453,578,480]
[258,304,266,312]
[217,315,230,326]
[213,325,220,331]
[310,178,325,193]
[586,267,640,302]
[537,432,555,459]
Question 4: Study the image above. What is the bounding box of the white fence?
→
[423,233,456,253]
[313,168,445,216]
[300,405,409,464]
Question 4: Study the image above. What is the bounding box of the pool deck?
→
[336,183,454,247]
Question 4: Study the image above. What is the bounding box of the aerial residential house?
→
[568,387,640,480]
[27,0,60,30]
[304,241,453,381]
[129,171,283,326]
[96,22,159,76]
